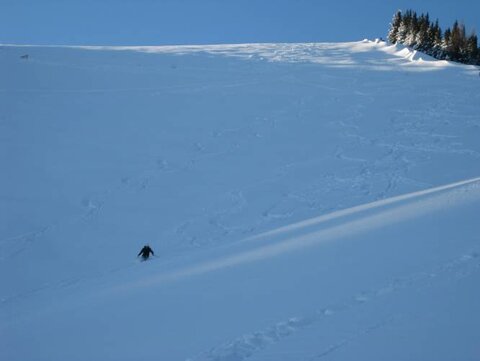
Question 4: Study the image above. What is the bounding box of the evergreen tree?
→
[407,12,419,47]
[397,10,412,44]
[431,20,443,57]
[443,28,452,59]
[465,33,479,64]
[404,10,418,47]
[415,13,431,51]
[388,11,403,44]
[449,21,467,61]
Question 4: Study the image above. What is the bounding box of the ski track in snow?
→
[187,249,480,361]
[244,177,480,244]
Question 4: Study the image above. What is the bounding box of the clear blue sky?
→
[1,0,479,45]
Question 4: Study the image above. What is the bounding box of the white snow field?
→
[1,40,480,360]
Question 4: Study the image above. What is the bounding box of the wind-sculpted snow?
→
[20,40,469,72]
[1,41,480,361]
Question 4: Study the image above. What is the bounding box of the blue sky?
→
[1,0,479,45]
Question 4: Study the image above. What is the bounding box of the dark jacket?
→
[138,245,154,259]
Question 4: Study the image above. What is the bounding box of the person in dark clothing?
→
[138,244,154,261]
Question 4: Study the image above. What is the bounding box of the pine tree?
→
[388,11,403,44]
[465,33,479,64]
[431,20,443,57]
[443,28,452,59]
[405,11,419,48]
[415,13,430,51]
[397,10,412,44]
[404,11,418,47]
[448,21,467,61]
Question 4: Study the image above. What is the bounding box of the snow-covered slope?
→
[1,40,480,361]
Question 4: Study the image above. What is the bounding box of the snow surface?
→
[1,40,480,360]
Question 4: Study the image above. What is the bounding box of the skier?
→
[137,244,154,261]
